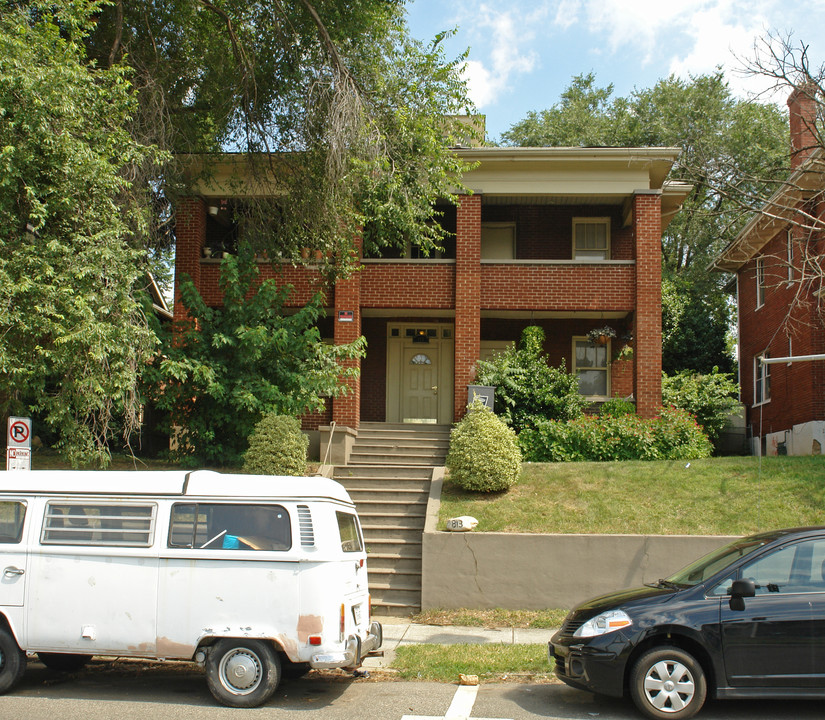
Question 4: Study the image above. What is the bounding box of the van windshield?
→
[665,535,773,586]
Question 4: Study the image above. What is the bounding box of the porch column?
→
[454,194,482,421]
[633,191,663,418]
[173,197,205,319]
[333,241,363,429]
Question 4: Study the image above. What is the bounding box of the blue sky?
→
[404,0,825,142]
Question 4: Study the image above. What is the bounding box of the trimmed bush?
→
[518,406,712,462]
[243,414,308,476]
[446,401,522,492]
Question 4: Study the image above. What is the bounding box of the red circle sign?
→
[9,421,30,444]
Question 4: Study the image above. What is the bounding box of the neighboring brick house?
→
[713,87,825,455]
[175,146,691,461]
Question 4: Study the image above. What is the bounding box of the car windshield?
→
[665,535,776,587]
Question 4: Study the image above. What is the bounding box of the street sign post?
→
[7,416,32,471]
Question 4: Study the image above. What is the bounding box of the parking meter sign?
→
[8,417,32,448]
[6,447,31,471]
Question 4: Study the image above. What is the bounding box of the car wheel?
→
[630,646,707,720]
[205,639,280,708]
[37,653,92,673]
[0,627,27,694]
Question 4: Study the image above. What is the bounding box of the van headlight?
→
[573,609,632,638]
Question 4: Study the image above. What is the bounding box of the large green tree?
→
[85,1,474,264]
[2,0,472,464]
[502,72,788,373]
[0,1,164,466]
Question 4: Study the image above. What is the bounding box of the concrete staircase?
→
[333,423,450,616]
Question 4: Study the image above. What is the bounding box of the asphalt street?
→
[4,656,825,720]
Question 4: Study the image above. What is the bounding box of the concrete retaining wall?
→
[421,472,737,609]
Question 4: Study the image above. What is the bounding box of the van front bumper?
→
[310,621,383,670]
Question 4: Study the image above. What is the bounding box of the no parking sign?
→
[7,416,32,471]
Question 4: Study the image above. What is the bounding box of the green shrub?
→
[446,401,522,492]
[662,368,739,444]
[599,397,637,417]
[474,326,587,432]
[518,406,712,462]
[243,413,308,476]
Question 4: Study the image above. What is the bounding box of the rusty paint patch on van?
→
[297,614,323,644]
[156,637,196,659]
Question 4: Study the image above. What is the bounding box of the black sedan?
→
[550,526,825,719]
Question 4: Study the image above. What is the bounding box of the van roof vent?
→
[297,504,315,547]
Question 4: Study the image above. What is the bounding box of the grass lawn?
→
[392,644,553,682]
[439,456,825,536]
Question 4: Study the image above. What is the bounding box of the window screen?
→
[42,502,155,547]
[169,503,292,551]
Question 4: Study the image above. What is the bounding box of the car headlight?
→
[573,609,632,638]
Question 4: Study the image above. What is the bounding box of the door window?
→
[739,538,825,594]
[0,501,25,543]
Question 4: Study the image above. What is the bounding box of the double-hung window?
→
[573,218,610,260]
[574,338,609,398]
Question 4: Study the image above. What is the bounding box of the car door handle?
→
[3,566,24,577]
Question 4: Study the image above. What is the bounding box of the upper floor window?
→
[755,257,766,308]
[754,353,771,405]
[481,223,516,259]
[573,218,610,260]
[574,338,609,398]
[787,229,795,284]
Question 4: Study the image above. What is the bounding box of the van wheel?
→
[0,628,27,694]
[630,646,706,720]
[206,639,280,708]
[38,653,92,673]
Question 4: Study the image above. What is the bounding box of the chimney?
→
[788,83,819,169]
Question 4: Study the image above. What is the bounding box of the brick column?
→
[332,241,363,429]
[633,191,662,418]
[454,194,482,421]
[173,197,205,319]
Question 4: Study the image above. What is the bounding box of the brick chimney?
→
[788,83,819,169]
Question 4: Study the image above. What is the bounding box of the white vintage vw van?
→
[0,470,382,707]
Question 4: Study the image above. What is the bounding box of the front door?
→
[0,500,28,607]
[721,537,825,688]
[402,348,439,423]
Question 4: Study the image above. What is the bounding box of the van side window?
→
[169,503,292,551]
[0,501,26,543]
[41,502,156,547]
[337,512,363,553]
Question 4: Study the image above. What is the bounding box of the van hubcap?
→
[220,649,261,693]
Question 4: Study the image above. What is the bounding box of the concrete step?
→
[351,443,449,456]
[348,452,445,466]
[352,499,428,515]
[361,515,425,530]
[364,538,422,556]
[333,465,434,480]
[369,586,421,612]
[367,554,421,573]
[362,527,424,542]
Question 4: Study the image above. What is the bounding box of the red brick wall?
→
[481,264,635,311]
[174,197,205,318]
[738,227,825,435]
[361,264,455,309]
[633,192,663,418]
[333,244,363,428]
[455,195,482,421]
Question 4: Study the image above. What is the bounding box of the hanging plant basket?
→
[586,326,617,345]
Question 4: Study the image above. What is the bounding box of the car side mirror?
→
[729,578,756,611]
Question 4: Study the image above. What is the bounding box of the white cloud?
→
[455,3,546,107]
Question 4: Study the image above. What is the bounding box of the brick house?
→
[713,87,825,455]
[175,146,691,462]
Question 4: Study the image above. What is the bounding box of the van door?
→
[26,500,160,655]
[0,500,28,607]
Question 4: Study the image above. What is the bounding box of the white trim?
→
[755,257,766,309]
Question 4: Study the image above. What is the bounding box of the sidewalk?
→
[362,619,555,669]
